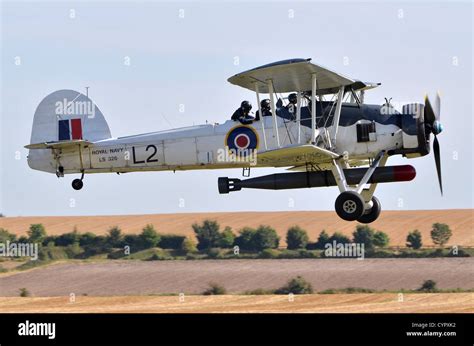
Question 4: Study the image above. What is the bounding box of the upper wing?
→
[227,58,379,94]
[257,144,339,168]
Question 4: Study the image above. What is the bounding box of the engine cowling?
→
[388,103,429,158]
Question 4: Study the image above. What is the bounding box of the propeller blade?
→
[434,92,441,121]
[424,95,436,124]
[433,135,443,195]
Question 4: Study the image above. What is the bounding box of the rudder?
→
[29,89,111,145]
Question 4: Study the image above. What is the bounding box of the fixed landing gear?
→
[331,151,387,223]
[335,191,365,221]
[72,179,83,190]
[357,196,381,224]
[72,171,85,190]
[334,192,381,223]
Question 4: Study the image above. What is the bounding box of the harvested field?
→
[0,293,472,313]
[0,209,472,247]
[0,258,472,297]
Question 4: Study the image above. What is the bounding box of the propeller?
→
[424,93,443,195]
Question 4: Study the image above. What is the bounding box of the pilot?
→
[286,93,298,118]
[231,100,254,124]
[255,99,272,121]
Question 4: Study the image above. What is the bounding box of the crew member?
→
[255,99,272,121]
[286,93,298,118]
[231,100,254,124]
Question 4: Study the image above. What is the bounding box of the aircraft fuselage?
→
[27,102,420,175]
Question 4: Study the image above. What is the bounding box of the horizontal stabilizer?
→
[25,139,93,150]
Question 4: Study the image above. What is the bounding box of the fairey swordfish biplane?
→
[26,58,443,223]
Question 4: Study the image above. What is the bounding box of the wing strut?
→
[311,73,317,143]
[267,79,280,148]
[331,150,388,204]
[296,92,302,144]
[330,86,345,149]
[254,83,268,150]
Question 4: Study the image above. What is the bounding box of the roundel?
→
[225,126,259,154]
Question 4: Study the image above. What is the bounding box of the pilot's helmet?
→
[261,99,271,110]
[288,93,297,104]
[241,100,252,112]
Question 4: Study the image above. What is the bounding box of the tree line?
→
[0,220,454,257]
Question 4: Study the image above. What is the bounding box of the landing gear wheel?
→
[357,196,381,224]
[335,191,365,221]
[72,179,83,190]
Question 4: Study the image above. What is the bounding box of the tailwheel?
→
[357,196,381,224]
[72,178,84,190]
[335,191,365,221]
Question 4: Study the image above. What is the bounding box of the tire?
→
[72,179,83,190]
[335,191,365,221]
[357,196,381,224]
[218,177,229,194]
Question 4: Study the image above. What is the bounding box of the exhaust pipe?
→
[218,165,416,194]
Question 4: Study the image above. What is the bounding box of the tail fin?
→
[29,89,111,145]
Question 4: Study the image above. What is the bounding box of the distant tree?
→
[234,227,256,251]
[17,236,28,244]
[373,231,390,248]
[430,223,452,247]
[65,242,83,258]
[79,232,98,247]
[406,230,423,249]
[253,225,279,251]
[206,248,221,259]
[122,234,142,252]
[0,228,16,243]
[78,234,109,256]
[192,220,222,250]
[328,232,351,245]
[202,282,227,295]
[352,225,376,250]
[234,226,279,252]
[180,238,197,254]
[41,235,59,247]
[27,224,46,243]
[313,230,330,249]
[286,226,309,250]
[217,226,235,248]
[159,235,186,249]
[106,226,123,247]
[418,279,438,292]
[275,276,313,294]
[139,224,161,249]
[19,288,31,297]
[55,230,80,246]
[259,248,279,259]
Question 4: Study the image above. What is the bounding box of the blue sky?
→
[1,0,472,216]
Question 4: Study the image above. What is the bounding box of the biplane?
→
[26,58,443,223]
